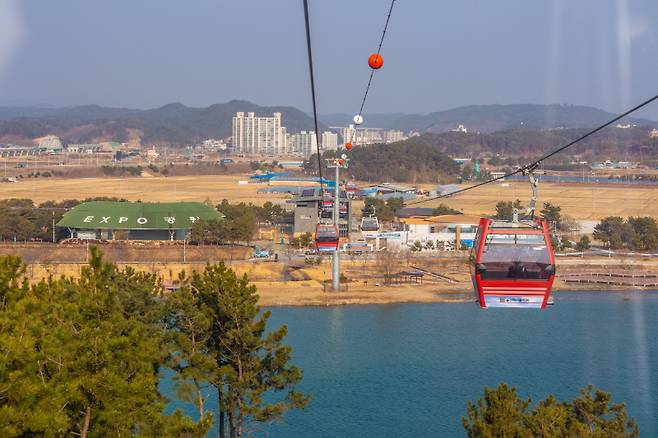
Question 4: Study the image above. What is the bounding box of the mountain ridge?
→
[0,102,655,146]
[0,100,325,145]
[321,104,657,133]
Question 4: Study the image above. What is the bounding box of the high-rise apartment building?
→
[232,112,287,155]
[383,130,406,143]
[321,131,338,150]
[291,131,318,157]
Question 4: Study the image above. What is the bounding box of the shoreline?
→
[3,245,656,307]
[255,281,657,307]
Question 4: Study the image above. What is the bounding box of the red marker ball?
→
[345,142,353,150]
[368,53,384,69]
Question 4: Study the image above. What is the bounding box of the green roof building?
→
[57,201,223,241]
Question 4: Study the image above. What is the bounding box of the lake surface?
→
[165,291,658,437]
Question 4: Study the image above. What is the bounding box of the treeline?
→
[0,197,293,245]
[492,201,594,250]
[101,165,143,176]
[0,197,127,242]
[492,202,658,252]
[0,250,309,437]
[305,143,460,183]
[593,216,658,251]
[190,200,293,245]
[463,383,638,437]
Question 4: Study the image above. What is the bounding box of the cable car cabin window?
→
[316,226,338,242]
[480,233,551,280]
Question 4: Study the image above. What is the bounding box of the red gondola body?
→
[315,223,340,252]
[470,217,555,309]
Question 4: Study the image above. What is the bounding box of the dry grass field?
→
[414,181,658,220]
[0,174,289,206]
[0,174,656,219]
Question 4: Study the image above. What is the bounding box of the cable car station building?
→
[57,201,223,241]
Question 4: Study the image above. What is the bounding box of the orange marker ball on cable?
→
[345,142,353,150]
[368,53,384,69]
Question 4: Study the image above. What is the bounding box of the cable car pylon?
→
[325,156,349,291]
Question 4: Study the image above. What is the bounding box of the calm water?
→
[164,291,658,437]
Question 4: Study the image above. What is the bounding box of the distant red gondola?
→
[470,217,555,309]
[315,223,340,252]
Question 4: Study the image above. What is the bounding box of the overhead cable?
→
[408,94,658,205]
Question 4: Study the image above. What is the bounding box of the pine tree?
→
[0,250,209,437]
[183,263,310,438]
[463,383,639,438]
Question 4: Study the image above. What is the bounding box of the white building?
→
[232,112,288,155]
[321,131,338,150]
[290,131,318,157]
[364,215,480,252]
[383,130,406,143]
[451,124,468,133]
[202,139,227,151]
[334,125,387,145]
[650,128,658,139]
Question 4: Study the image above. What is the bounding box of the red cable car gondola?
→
[470,217,556,309]
[315,223,340,253]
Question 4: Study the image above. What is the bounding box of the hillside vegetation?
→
[305,142,460,183]
[0,101,323,146]
[388,126,657,162]
[324,104,657,133]
[2,102,656,147]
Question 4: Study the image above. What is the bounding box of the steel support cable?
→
[302,0,325,196]
[407,94,658,205]
[356,0,397,120]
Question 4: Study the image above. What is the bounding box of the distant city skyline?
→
[0,0,657,119]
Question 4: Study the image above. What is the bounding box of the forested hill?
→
[2,101,655,147]
[323,104,657,133]
[306,142,461,184]
[306,125,656,183]
[399,126,657,160]
[0,101,324,146]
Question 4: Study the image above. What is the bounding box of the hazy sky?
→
[0,0,657,118]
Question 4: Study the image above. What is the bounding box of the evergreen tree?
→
[627,217,658,251]
[576,235,591,251]
[593,217,631,250]
[463,383,639,438]
[170,263,310,438]
[0,250,209,437]
[462,383,531,437]
[493,200,523,220]
[540,202,562,229]
[165,272,217,426]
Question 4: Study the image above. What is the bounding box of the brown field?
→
[0,173,656,219]
[0,174,289,206]
[414,181,658,220]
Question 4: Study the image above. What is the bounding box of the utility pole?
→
[326,155,349,292]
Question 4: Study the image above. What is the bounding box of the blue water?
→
[165,292,658,437]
